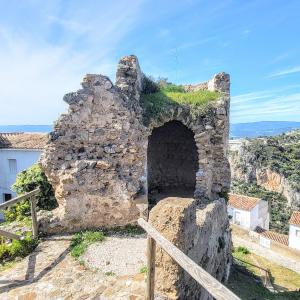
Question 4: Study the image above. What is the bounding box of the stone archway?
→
[147,120,198,206]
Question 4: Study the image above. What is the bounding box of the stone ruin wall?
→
[149,197,231,299]
[40,55,231,233]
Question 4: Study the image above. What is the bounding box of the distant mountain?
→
[1,122,300,138]
[0,125,52,133]
[230,121,300,139]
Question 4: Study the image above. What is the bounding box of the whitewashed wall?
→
[0,149,42,203]
[289,224,300,250]
[227,206,251,229]
[228,200,269,231]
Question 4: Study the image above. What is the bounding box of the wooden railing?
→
[0,188,40,240]
[138,218,241,300]
[234,257,271,288]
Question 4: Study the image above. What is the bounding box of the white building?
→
[0,133,47,203]
[227,193,269,230]
[288,211,300,251]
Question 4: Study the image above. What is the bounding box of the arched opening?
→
[147,120,198,206]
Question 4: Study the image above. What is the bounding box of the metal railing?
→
[0,188,40,240]
[138,218,240,300]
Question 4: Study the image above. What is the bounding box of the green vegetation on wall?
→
[140,76,220,125]
[3,164,57,222]
[231,180,291,234]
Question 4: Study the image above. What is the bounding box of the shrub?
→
[0,233,38,263]
[3,164,57,222]
[142,75,160,94]
[70,231,105,258]
[160,84,185,93]
[140,266,148,274]
[236,246,250,255]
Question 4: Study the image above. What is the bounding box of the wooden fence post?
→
[138,218,241,300]
[147,236,156,300]
[30,196,38,239]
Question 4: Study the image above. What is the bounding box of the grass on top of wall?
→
[140,77,220,124]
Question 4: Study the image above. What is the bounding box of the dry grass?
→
[233,248,300,291]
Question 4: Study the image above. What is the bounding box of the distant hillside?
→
[229,130,300,233]
[230,121,300,139]
[0,125,52,133]
[229,129,300,208]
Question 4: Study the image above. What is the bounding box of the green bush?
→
[142,75,160,94]
[160,83,185,93]
[70,231,105,258]
[3,164,57,222]
[0,233,38,263]
[236,246,250,255]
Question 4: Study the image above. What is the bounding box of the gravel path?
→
[83,235,147,276]
[0,235,148,299]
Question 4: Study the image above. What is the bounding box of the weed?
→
[236,246,250,255]
[140,89,219,125]
[140,266,148,274]
[105,271,115,276]
[70,231,105,259]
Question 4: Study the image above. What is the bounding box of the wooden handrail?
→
[138,218,241,300]
[0,188,40,210]
[0,229,23,240]
[0,188,40,239]
[234,257,268,272]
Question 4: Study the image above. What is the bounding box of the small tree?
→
[4,164,57,222]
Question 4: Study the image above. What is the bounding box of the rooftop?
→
[289,211,300,226]
[228,193,261,211]
[256,227,289,246]
[0,133,48,150]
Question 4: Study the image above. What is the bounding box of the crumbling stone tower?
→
[40,55,230,231]
[40,55,232,298]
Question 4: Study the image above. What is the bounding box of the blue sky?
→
[0,0,299,124]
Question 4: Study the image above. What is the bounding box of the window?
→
[296,230,300,238]
[3,193,12,202]
[8,159,17,174]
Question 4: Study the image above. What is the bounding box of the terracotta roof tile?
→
[289,211,300,226]
[228,193,260,211]
[257,228,289,246]
[0,133,48,150]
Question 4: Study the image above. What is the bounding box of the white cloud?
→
[0,1,144,124]
[268,65,300,78]
[270,52,290,64]
[242,29,251,35]
[231,88,300,123]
